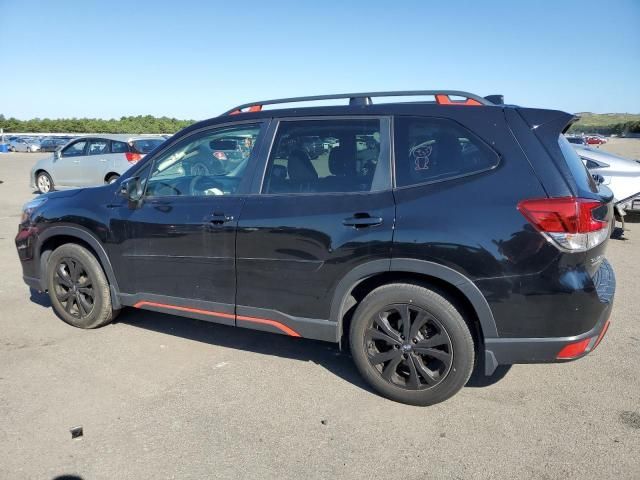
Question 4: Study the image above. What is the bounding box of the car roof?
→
[74,134,165,142]
[574,145,640,167]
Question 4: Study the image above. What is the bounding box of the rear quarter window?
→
[111,141,129,153]
[394,116,500,188]
[558,135,598,192]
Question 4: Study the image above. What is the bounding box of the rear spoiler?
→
[517,108,578,134]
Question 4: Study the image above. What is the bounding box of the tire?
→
[349,283,475,406]
[106,174,120,184]
[46,244,119,329]
[609,218,616,239]
[36,171,54,193]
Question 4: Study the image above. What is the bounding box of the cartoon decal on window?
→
[411,143,433,171]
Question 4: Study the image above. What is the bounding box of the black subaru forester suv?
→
[16,91,615,405]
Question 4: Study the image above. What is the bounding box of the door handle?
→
[209,212,234,225]
[73,159,80,164]
[342,213,383,228]
[99,159,107,162]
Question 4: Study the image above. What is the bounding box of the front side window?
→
[262,119,389,194]
[88,139,108,155]
[61,140,87,157]
[394,117,499,187]
[145,123,262,197]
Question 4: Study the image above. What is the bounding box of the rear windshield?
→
[558,135,598,192]
[132,138,164,154]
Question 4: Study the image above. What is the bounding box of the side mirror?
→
[54,150,61,160]
[120,177,144,203]
[592,173,605,185]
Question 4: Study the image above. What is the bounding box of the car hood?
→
[40,188,85,200]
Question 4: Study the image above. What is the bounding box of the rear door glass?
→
[394,117,499,187]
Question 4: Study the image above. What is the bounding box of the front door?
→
[114,122,267,322]
[55,139,88,186]
[81,138,111,185]
[236,117,395,339]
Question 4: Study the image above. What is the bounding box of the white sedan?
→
[9,138,41,152]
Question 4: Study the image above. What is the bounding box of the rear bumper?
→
[483,259,615,375]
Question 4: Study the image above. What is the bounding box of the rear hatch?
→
[512,108,614,277]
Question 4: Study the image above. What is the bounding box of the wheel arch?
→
[35,226,121,308]
[331,258,498,345]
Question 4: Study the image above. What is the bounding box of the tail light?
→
[517,197,609,252]
[125,152,142,163]
[213,151,227,160]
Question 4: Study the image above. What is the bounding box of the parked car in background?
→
[565,135,587,146]
[9,137,41,152]
[585,134,607,145]
[183,135,257,175]
[30,135,165,193]
[575,145,640,215]
[39,137,71,152]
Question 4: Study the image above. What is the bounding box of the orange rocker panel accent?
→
[133,301,301,337]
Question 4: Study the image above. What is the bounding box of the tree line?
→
[1,113,639,136]
[0,114,196,134]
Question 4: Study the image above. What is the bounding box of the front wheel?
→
[349,283,475,406]
[46,244,119,329]
[36,171,53,193]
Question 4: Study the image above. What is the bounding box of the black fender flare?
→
[330,258,498,342]
[35,225,121,306]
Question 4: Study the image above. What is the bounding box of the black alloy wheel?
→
[365,303,453,390]
[52,257,95,319]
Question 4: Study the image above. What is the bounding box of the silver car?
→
[31,135,165,193]
[10,137,41,152]
[574,145,640,213]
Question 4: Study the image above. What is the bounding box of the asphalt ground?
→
[0,147,638,479]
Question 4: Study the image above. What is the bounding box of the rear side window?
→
[262,119,390,194]
[88,140,108,155]
[394,117,500,187]
[111,141,129,153]
[132,138,164,154]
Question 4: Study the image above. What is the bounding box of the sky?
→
[1,0,639,120]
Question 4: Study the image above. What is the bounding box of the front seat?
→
[320,145,357,192]
[286,149,318,192]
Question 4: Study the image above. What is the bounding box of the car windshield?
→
[132,138,164,154]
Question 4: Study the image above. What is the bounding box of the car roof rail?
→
[221,90,499,116]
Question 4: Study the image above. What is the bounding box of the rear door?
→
[235,117,395,339]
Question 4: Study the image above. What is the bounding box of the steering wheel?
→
[152,181,181,196]
[189,175,225,196]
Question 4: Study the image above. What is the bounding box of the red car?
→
[586,135,607,145]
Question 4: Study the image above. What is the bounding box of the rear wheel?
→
[106,173,120,184]
[349,283,475,406]
[36,171,53,193]
[46,244,119,329]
